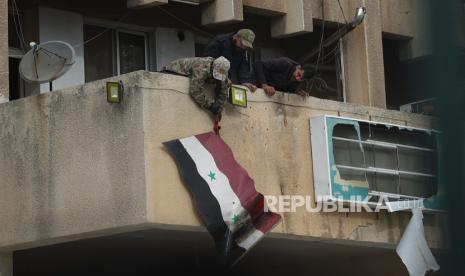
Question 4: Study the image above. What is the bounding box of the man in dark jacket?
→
[254,57,312,96]
[203,29,257,92]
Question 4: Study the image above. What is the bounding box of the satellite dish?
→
[19,41,75,85]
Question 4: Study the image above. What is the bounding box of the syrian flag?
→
[163,132,281,266]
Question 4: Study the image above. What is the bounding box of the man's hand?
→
[296,89,309,99]
[262,84,276,97]
[242,83,257,92]
[226,78,232,88]
[216,112,222,122]
[208,101,222,116]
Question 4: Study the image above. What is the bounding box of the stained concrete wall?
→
[0,71,445,254]
[310,0,350,24]
[270,0,313,38]
[140,72,444,248]
[399,0,433,60]
[381,0,415,38]
[242,0,286,16]
[0,0,8,103]
[342,0,386,108]
[0,73,148,251]
[201,0,244,25]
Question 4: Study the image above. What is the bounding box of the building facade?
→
[0,0,448,275]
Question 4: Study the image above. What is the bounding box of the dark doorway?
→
[8,58,22,101]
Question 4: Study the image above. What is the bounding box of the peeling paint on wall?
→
[333,166,369,189]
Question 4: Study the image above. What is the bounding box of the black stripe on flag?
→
[163,139,245,265]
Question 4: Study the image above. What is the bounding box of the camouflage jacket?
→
[164,57,229,110]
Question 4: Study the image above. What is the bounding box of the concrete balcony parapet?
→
[0,71,444,255]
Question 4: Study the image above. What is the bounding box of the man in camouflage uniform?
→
[163,56,231,117]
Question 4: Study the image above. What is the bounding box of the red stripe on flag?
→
[195,133,280,233]
[254,212,282,234]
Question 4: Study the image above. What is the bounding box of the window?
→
[84,25,114,82]
[9,58,22,100]
[117,32,147,74]
[310,115,444,211]
[281,25,345,101]
[8,11,22,49]
[84,24,148,83]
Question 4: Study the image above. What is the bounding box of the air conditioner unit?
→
[310,115,444,212]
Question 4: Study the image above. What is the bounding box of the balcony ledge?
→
[0,71,444,253]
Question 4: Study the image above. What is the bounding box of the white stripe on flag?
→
[180,136,251,234]
[236,228,264,250]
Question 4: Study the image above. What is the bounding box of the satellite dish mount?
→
[19,41,76,92]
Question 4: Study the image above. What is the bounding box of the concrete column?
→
[127,0,168,9]
[342,0,386,108]
[380,0,414,38]
[0,253,12,276]
[202,0,243,25]
[399,0,432,60]
[311,0,350,24]
[270,0,313,38]
[0,0,9,104]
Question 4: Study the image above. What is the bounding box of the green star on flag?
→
[163,132,282,266]
[208,171,216,182]
[232,214,240,223]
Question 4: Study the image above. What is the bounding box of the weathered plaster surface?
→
[310,0,350,24]
[0,0,8,103]
[201,0,244,25]
[0,72,444,254]
[342,0,386,108]
[271,0,313,38]
[381,0,414,38]
[138,72,442,248]
[0,74,148,250]
[243,0,286,16]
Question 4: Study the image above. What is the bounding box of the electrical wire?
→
[335,42,345,101]
[320,43,340,64]
[307,0,326,95]
[130,85,335,114]
[12,0,26,46]
[156,6,214,38]
[127,84,251,117]
[73,12,131,48]
[9,0,131,51]
[73,6,214,50]
[336,0,348,24]
[314,0,326,74]
[11,0,27,50]
[3,80,403,122]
